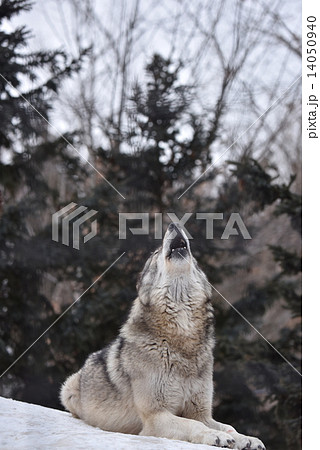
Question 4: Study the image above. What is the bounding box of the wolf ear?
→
[136,269,152,305]
[136,252,155,293]
[136,272,142,292]
[205,282,213,299]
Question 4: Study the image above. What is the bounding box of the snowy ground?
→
[0,397,224,449]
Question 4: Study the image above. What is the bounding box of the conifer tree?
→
[0,0,85,407]
[213,158,301,450]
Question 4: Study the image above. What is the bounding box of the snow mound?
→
[0,397,224,449]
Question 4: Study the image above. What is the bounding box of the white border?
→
[302,1,320,447]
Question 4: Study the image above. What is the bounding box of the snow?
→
[0,397,224,449]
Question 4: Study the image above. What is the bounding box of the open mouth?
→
[167,232,189,259]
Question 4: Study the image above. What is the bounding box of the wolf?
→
[60,223,265,449]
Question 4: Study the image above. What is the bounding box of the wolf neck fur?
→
[155,275,206,304]
[134,274,212,347]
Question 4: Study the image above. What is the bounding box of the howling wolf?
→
[60,223,265,449]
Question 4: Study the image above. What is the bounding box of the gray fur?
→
[60,224,265,449]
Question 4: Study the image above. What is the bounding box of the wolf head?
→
[137,223,212,305]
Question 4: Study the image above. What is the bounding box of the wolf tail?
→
[60,370,82,418]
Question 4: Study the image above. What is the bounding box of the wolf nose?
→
[168,223,179,231]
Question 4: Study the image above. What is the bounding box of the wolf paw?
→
[192,430,235,447]
[232,434,265,450]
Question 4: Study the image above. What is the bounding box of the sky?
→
[5,0,302,177]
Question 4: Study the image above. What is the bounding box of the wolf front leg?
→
[139,410,237,447]
[187,411,266,449]
[181,377,266,450]
[182,392,265,450]
[131,379,235,448]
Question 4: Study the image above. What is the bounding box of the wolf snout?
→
[168,222,179,232]
[165,223,190,260]
[168,222,186,236]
